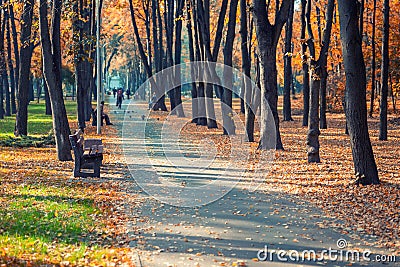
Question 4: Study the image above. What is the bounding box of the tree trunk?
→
[43,77,52,115]
[39,0,72,161]
[196,0,228,129]
[221,0,238,135]
[35,78,41,103]
[283,0,294,122]
[173,0,185,117]
[15,0,34,136]
[5,9,16,115]
[0,9,10,117]
[306,0,335,162]
[368,0,376,118]
[338,0,379,185]
[9,4,19,103]
[0,76,3,119]
[129,0,166,111]
[73,0,91,130]
[319,67,328,129]
[305,0,319,161]
[192,0,207,126]
[156,0,163,72]
[186,0,198,123]
[253,0,292,150]
[300,0,309,127]
[379,0,389,141]
[241,0,254,141]
[152,0,159,74]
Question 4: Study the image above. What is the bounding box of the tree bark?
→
[0,8,10,117]
[43,77,52,115]
[283,0,294,122]
[338,0,379,185]
[221,0,238,135]
[306,0,335,163]
[253,0,292,150]
[305,0,319,162]
[379,0,389,141]
[173,0,185,117]
[39,0,72,161]
[196,0,217,128]
[187,0,198,123]
[242,0,254,141]
[5,5,16,114]
[129,0,166,111]
[301,0,309,127]
[15,0,34,136]
[368,0,376,118]
[9,4,19,104]
[73,0,92,129]
[192,0,207,126]
[196,0,228,129]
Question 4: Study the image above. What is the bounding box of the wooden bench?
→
[69,129,103,178]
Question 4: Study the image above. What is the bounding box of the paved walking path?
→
[105,98,396,267]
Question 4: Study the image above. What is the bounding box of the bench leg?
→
[73,162,81,177]
[93,160,101,178]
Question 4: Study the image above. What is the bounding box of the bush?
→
[0,131,55,148]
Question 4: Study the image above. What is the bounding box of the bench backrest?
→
[69,130,85,158]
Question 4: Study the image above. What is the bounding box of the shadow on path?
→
[105,98,397,267]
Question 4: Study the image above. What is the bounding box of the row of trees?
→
[127,0,391,184]
[0,0,397,185]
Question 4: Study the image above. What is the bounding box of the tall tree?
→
[0,4,10,117]
[128,0,167,111]
[165,0,176,112]
[306,0,335,163]
[301,0,310,127]
[5,7,16,115]
[191,0,207,126]
[368,0,377,117]
[196,0,229,129]
[221,0,238,135]
[74,0,97,128]
[39,0,72,161]
[186,0,198,123]
[173,0,185,117]
[242,0,255,141]
[379,0,389,141]
[338,0,379,185]
[15,0,34,136]
[283,0,294,122]
[252,0,293,150]
[0,5,3,119]
[9,4,19,107]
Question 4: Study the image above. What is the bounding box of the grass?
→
[0,101,77,139]
[0,183,116,265]
[0,100,127,265]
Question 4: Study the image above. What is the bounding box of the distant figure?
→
[126,89,131,99]
[116,88,124,109]
[149,92,157,110]
[93,101,113,126]
[100,101,113,125]
[112,88,117,98]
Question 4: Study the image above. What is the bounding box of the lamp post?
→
[96,0,101,134]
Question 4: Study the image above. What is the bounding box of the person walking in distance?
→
[116,88,124,109]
